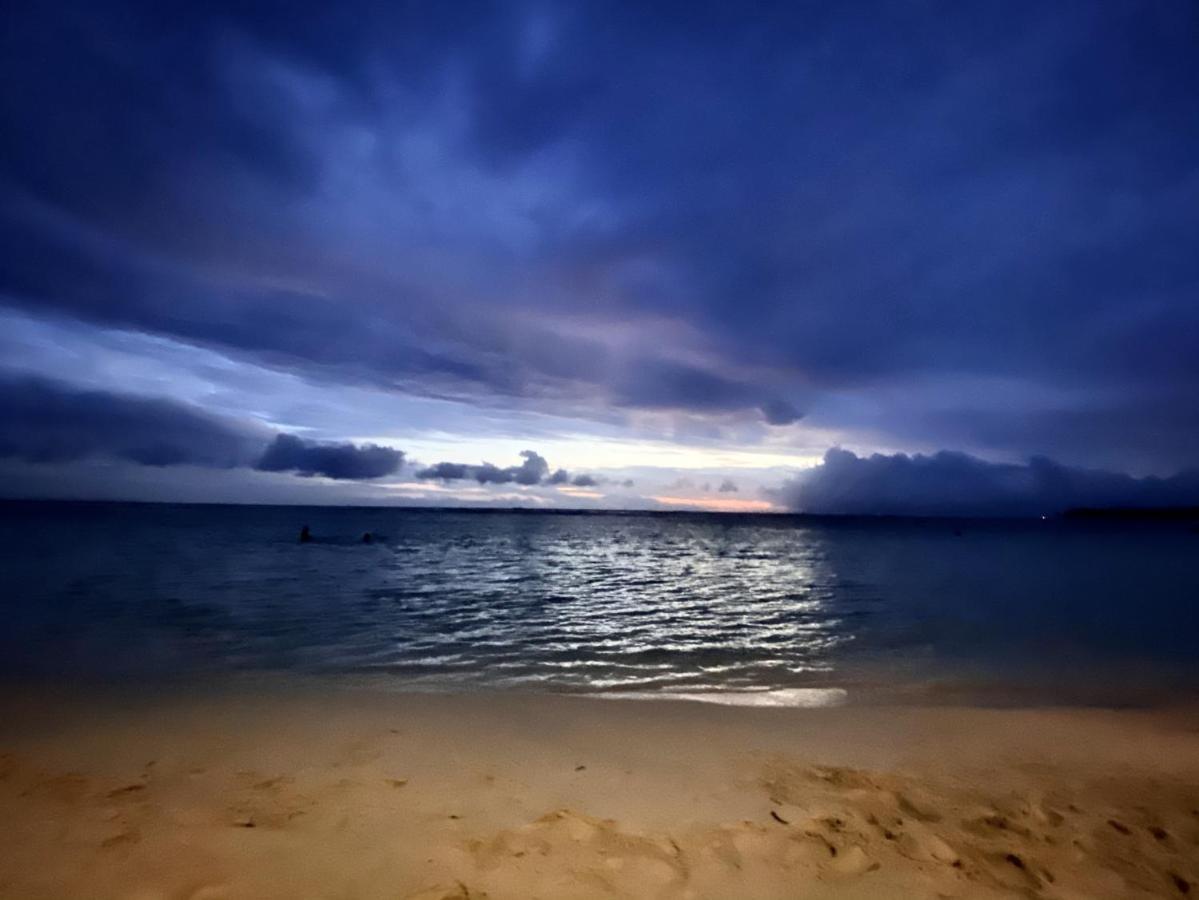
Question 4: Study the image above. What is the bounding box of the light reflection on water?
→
[346,515,853,694]
[2,502,1198,704]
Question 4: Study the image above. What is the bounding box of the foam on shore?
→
[597,686,849,707]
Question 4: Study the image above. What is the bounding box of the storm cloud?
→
[0,1,1197,504]
[779,449,1199,518]
[0,375,402,481]
[1,1,1196,471]
[255,433,403,480]
[0,375,262,468]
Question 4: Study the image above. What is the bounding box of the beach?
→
[2,682,1197,899]
[5,0,1199,896]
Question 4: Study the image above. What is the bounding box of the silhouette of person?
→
[299,524,312,543]
[361,531,373,544]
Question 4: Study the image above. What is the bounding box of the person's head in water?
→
[299,525,312,543]
[361,531,373,544]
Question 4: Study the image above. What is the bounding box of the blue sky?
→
[1,1,1197,512]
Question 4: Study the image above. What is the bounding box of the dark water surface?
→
[1,501,1196,705]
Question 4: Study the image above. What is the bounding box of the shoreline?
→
[2,682,1197,898]
[8,654,1199,713]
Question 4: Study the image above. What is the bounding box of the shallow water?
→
[1,501,1196,705]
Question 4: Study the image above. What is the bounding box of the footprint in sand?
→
[226,771,313,829]
[105,782,148,800]
[470,809,687,895]
[401,882,485,900]
[1108,818,1132,835]
[831,845,879,876]
[893,791,942,824]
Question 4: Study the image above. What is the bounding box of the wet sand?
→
[1,682,1197,899]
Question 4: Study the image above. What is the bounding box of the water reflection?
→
[359,516,852,695]
[10,505,1195,705]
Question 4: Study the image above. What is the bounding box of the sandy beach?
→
[1,683,1196,899]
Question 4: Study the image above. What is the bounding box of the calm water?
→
[1,501,1197,705]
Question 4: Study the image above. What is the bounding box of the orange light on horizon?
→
[650,495,777,512]
[555,487,604,499]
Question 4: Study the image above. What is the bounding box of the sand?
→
[1,681,1197,899]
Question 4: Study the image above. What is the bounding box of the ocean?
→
[1,500,1196,706]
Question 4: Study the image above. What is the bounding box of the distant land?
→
[3,496,1199,524]
[1063,506,1199,521]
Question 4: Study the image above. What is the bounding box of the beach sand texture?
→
[1,686,1196,899]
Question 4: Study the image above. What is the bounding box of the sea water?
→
[1,501,1196,706]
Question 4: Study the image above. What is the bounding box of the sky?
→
[1,1,1197,514]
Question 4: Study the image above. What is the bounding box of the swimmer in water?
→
[361,531,373,544]
[299,524,312,543]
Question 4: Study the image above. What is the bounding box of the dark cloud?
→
[611,359,801,424]
[778,448,1199,518]
[0,374,262,468]
[512,450,550,485]
[718,479,738,493]
[416,450,598,487]
[416,462,472,481]
[0,375,402,482]
[255,433,402,480]
[1,1,1197,468]
[759,400,802,427]
[916,396,1199,478]
[471,463,514,485]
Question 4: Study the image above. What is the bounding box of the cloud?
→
[0,2,1196,469]
[416,450,598,487]
[778,448,1199,517]
[718,478,738,492]
[512,450,550,485]
[415,461,472,481]
[473,463,515,484]
[759,400,802,426]
[611,359,802,425]
[0,374,263,468]
[0,375,402,481]
[254,433,403,479]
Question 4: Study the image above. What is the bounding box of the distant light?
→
[1040,515,1047,520]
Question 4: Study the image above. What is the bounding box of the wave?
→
[595,687,848,708]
